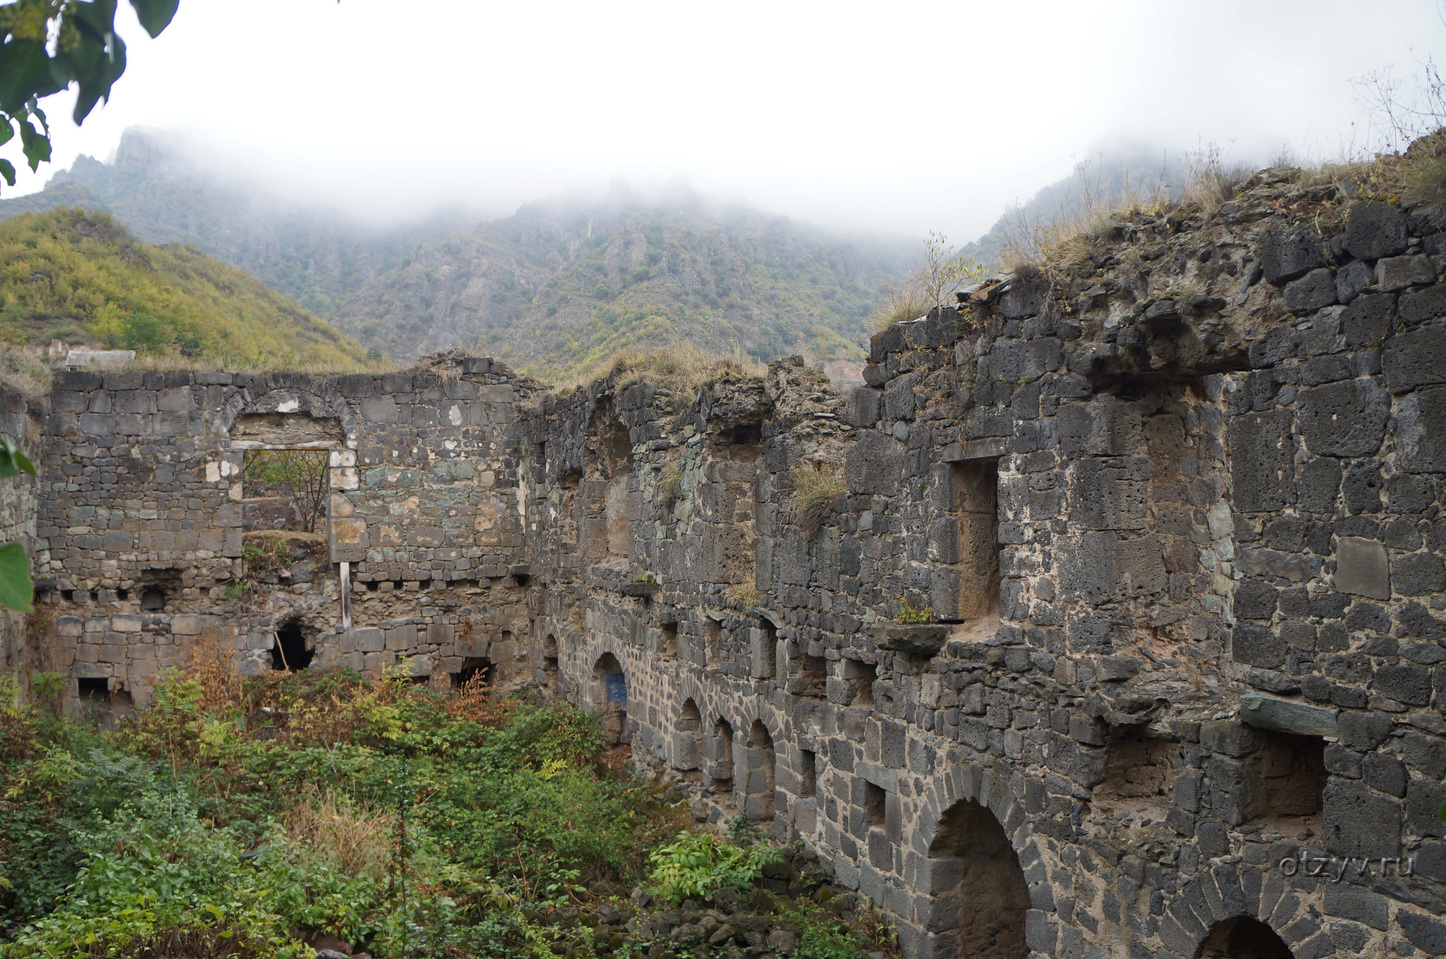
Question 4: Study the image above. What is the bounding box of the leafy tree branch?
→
[0,0,179,190]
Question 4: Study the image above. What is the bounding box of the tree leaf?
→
[18,115,50,171]
[0,38,65,114]
[0,435,36,478]
[128,0,179,39]
[0,541,32,613]
[0,158,15,187]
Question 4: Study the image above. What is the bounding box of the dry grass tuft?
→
[567,343,764,394]
[177,635,244,714]
[1179,142,1253,212]
[0,343,53,400]
[284,787,396,880]
[871,283,933,332]
[791,461,848,534]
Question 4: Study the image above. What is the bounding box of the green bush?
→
[646,831,782,904]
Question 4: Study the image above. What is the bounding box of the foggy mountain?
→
[0,129,475,317]
[1,129,1215,386]
[330,187,909,383]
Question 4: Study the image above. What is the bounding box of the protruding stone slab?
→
[875,625,949,658]
[1240,692,1339,738]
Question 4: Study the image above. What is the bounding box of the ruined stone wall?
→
[520,177,1446,958]
[33,358,537,706]
[17,169,1446,957]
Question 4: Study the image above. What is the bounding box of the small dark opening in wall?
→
[1252,731,1327,823]
[60,589,74,602]
[851,660,877,707]
[271,620,312,671]
[730,423,762,446]
[116,588,130,602]
[757,617,778,679]
[453,657,494,688]
[796,653,827,698]
[392,580,405,590]
[864,781,886,830]
[513,574,531,587]
[662,621,679,660]
[706,619,722,668]
[543,635,559,692]
[366,580,379,592]
[140,587,166,612]
[801,749,817,798]
[88,590,99,602]
[78,677,108,702]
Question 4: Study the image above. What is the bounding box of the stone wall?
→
[17,169,1446,956]
[33,357,538,706]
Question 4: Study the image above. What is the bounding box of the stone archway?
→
[742,719,777,825]
[1195,918,1294,959]
[926,798,1030,959]
[676,699,703,781]
[591,653,628,745]
[708,717,735,807]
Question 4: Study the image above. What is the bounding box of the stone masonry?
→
[5,169,1446,957]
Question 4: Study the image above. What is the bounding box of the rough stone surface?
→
[9,167,1446,959]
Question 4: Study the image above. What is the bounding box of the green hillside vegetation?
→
[0,664,898,958]
[332,196,905,385]
[0,207,377,370]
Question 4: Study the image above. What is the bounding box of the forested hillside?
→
[331,191,905,383]
[0,130,468,318]
[0,208,375,369]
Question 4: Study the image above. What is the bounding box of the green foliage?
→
[646,831,782,905]
[894,595,934,625]
[0,0,178,189]
[0,663,898,957]
[244,449,330,532]
[0,434,35,612]
[0,207,377,370]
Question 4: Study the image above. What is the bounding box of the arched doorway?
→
[927,799,1030,959]
[592,653,628,744]
[744,720,776,825]
[1196,918,1294,959]
[542,635,559,694]
[677,699,703,782]
[709,718,735,807]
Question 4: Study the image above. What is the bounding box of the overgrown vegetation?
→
[790,462,847,534]
[872,232,984,332]
[0,656,896,958]
[0,207,380,371]
[567,343,765,395]
[244,450,330,534]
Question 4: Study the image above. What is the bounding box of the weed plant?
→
[790,462,847,534]
[0,643,902,957]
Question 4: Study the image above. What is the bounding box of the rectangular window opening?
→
[864,781,886,831]
[942,458,1000,623]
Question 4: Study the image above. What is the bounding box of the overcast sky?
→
[10,0,1446,243]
